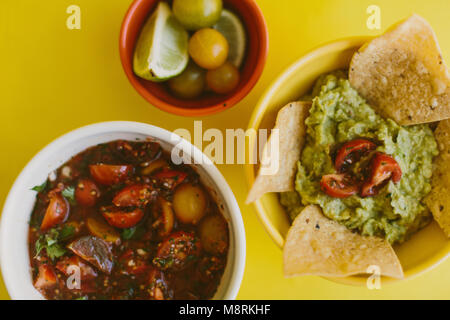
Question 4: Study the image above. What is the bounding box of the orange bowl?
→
[120,0,268,117]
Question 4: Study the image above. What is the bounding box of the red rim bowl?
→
[119,0,269,117]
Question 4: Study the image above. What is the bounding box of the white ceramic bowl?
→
[0,121,246,300]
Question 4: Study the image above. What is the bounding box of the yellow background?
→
[1,0,449,299]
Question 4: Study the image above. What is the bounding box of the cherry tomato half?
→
[320,174,358,198]
[75,179,100,207]
[112,184,156,207]
[172,183,207,225]
[101,207,144,229]
[86,217,121,244]
[148,267,171,300]
[198,214,229,255]
[40,193,70,231]
[89,164,133,186]
[119,249,152,276]
[154,169,187,190]
[152,197,175,238]
[34,264,58,291]
[335,139,376,172]
[154,231,201,272]
[360,152,402,197]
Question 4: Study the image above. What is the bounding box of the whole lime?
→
[173,0,223,31]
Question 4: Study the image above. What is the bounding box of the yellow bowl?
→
[245,37,450,285]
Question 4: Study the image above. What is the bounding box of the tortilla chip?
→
[246,101,310,204]
[283,205,404,279]
[425,119,450,236]
[349,14,450,125]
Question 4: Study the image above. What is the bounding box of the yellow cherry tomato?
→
[198,214,229,255]
[172,183,207,225]
[173,0,222,31]
[206,61,240,94]
[168,61,206,99]
[188,28,229,70]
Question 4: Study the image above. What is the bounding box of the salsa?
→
[28,140,229,300]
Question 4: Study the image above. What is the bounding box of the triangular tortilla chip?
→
[349,14,450,125]
[246,101,310,204]
[425,119,450,236]
[283,205,404,279]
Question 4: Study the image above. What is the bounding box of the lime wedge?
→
[213,9,247,68]
[133,2,189,82]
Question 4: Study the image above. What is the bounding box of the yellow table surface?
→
[1,0,450,300]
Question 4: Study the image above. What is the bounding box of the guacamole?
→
[282,72,439,244]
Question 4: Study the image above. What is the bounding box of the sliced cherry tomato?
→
[34,264,58,291]
[56,255,98,280]
[154,231,201,272]
[119,249,152,276]
[335,139,376,172]
[112,184,156,207]
[89,164,133,186]
[141,158,168,176]
[152,197,175,238]
[101,207,144,229]
[361,152,402,197]
[148,267,172,300]
[320,174,358,198]
[75,179,100,207]
[86,217,121,244]
[154,169,187,190]
[40,193,70,231]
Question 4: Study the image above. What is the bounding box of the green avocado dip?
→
[281,72,439,244]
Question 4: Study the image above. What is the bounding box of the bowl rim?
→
[119,0,269,117]
[0,121,246,299]
[244,37,450,286]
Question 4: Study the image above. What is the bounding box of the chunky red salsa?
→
[28,140,229,300]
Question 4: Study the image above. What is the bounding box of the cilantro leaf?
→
[62,186,76,205]
[31,180,48,193]
[46,243,66,260]
[35,234,66,260]
[34,226,72,260]
[121,227,136,240]
[121,225,146,240]
[59,225,75,240]
[46,237,58,247]
[35,237,45,257]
